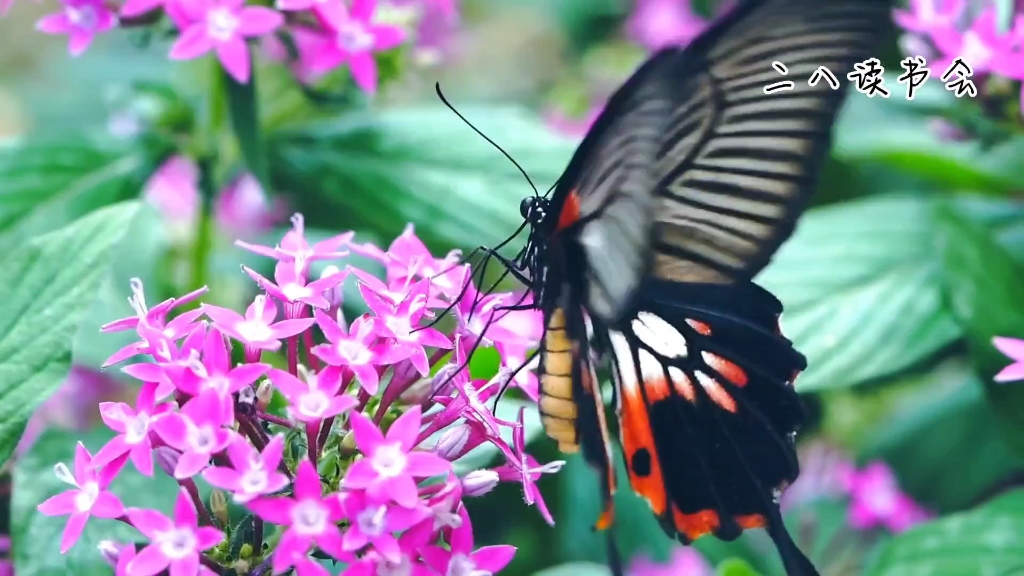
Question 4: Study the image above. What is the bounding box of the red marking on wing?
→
[672,507,721,541]
[736,514,767,530]
[670,369,696,402]
[701,351,749,387]
[620,381,668,515]
[643,376,672,402]
[694,371,738,413]
[686,319,712,336]
[556,189,582,231]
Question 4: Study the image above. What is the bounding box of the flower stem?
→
[287,335,299,375]
[306,422,319,465]
[182,479,216,527]
[253,517,264,556]
[199,554,229,575]
[257,411,292,428]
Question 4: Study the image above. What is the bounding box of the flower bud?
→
[321,265,345,310]
[255,379,274,411]
[461,469,500,497]
[429,363,460,397]
[209,489,230,527]
[398,376,432,405]
[97,540,129,567]
[154,446,182,477]
[434,424,472,461]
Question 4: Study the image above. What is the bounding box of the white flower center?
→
[205,375,231,395]
[74,482,99,512]
[385,315,412,340]
[188,425,217,453]
[125,413,151,444]
[338,340,371,365]
[865,483,898,514]
[378,556,413,576]
[290,499,328,536]
[157,527,198,560]
[240,469,269,494]
[356,505,388,537]
[206,8,239,42]
[281,282,312,302]
[297,390,330,418]
[337,22,374,52]
[371,443,407,478]
[237,319,273,343]
[67,5,98,30]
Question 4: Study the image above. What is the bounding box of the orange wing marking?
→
[686,319,712,336]
[694,370,737,413]
[556,189,581,231]
[672,507,721,541]
[701,351,749,387]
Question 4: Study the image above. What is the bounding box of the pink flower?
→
[172,326,270,397]
[202,294,314,354]
[267,367,358,423]
[993,336,1024,383]
[312,311,401,395]
[339,491,429,562]
[343,406,452,508]
[361,279,452,375]
[141,155,200,238]
[36,0,117,57]
[237,213,351,268]
[892,0,965,34]
[245,259,349,315]
[213,172,287,240]
[842,461,932,533]
[543,103,604,139]
[624,0,709,51]
[248,461,348,573]
[92,382,172,476]
[307,0,407,94]
[494,408,563,525]
[37,443,126,553]
[263,25,334,84]
[350,223,464,300]
[168,0,284,83]
[628,545,714,576]
[154,390,237,478]
[421,507,516,575]
[929,7,1022,80]
[202,434,289,503]
[125,490,225,575]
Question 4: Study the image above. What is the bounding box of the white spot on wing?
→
[631,312,688,358]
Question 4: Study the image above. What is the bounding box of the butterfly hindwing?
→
[607,279,812,572]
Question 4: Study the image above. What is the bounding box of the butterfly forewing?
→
[653,0,890,284]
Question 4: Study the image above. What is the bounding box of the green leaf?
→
[759,195,962,392]
[0,201,141,468]
[0,140,148,245]
[717,558,762,576]
[833,77,1024,193]
[934,203,1024,458]
[866,490,1024,575]
[532,562,613,576]
[856,360,1023,512]
[224,64,269,192]
[269,104,577,252]
[12,427,179,575]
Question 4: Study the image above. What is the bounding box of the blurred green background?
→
[5,0,1024,575]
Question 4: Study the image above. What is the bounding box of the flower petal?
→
[216,37,251,83]
[238,6,283,36]
[169,24,215,60]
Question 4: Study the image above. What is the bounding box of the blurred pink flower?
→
[421,507,516,575]
[625,0,710,51]
[263,26,334,84]
[780,440,855,511]
[36,0,117,57]
[16,366,126,458]
[307,0,407,94]
[379,0,459,66]
[214,173,288,240]
[929,7,1022,78]
[543,103,604,139]
[892,0,965,34]
[168,0,284,83]
[627,545,714,576]
[842,461,932,533]
[993,336,1024,382]
[142,155,200,238]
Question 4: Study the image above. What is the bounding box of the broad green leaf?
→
[269,104,577,252]
[0,139,149,245]
[866,489,1024,576]
[12,427,178,575]
[833,77,1024,193]
[935,204,1024,458]
[532,562,613,576]
[717,558,762,576]
[759,195,961,391]
[855,360,1023,512]
[0,201,141,467]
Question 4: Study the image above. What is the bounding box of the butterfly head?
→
[519,196,549,228]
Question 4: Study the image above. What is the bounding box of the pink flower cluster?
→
[36,215,556,575]
[894,0,1024,113]
[22,0,457,90]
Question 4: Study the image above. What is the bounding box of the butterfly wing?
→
[607,279,813,574]
[549,0,891,324]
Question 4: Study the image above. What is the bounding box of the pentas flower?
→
[349,223,464,300]
[37,443,127,553]
[307,0,407,94]
[36,0,117,57]
[624,0,710,51]
[892,0,965,34]
[202,434,289,502]
[125,490,225,576]
[50,217,558,574]
[841,460,933,533]
[993,336,1024,383]
[627,545,714,576]
[168,0,284,83]
[245,258,349,317]
[141,155,200,241]
[213,172,287,240]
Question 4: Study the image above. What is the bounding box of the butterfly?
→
[481,0,892,574]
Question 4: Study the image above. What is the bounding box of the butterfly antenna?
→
[435,82,540,197]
